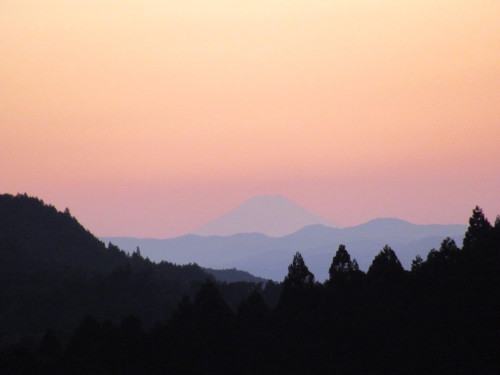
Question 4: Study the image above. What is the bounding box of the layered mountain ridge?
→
[105,218,466,281]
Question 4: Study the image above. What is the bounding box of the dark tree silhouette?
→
[367,245,404,279]
[329,244,352,274]
[492,216,500,250]
[277,252,316,319]
[194,280,234,322]
[411,254,424,272]
[463,206,492,251]
[237,290,270,327]
[328,244,361,284]
[282,252,314,291]
[426,237,460,267]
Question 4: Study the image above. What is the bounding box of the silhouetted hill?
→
[0,193,128,275]
[0,194,214,345]
[104,219,466,281]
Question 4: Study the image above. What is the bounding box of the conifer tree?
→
[463,206,492,251]
[411,255,424,272]
[283,252,314,290]
[328,244,361,283]
[367,245,404,279]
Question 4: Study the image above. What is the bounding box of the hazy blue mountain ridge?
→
[103,218,466,281]
[203,267,268,283]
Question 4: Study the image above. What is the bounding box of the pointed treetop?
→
[367,245,404,279]
[328,244,361,283]
[329,244,352,276]
[284,252,314,288]
[463,206,492,250]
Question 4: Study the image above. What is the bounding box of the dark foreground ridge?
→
[0,194,276,346]
[1,194,499,374]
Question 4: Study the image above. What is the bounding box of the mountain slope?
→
[192,195,339,237]
[0,194,212,343]
[203,267,268,283]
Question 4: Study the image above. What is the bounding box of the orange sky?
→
[2,1,500,237]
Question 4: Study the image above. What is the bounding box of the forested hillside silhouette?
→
[1,194,499,374]
[0,194,273,347]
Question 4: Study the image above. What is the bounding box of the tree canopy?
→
[283,251,315,290]
[367,244,404,279]
[328,244,361,284]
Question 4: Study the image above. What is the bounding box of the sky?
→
[2,1,500,238]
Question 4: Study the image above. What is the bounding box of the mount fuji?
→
[191,195,339,237]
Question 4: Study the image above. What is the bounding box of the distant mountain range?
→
[103,218,467,282]
[192,195,339,237]
[202,267,268,284]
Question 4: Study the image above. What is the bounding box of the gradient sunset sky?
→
[2,1,499,237]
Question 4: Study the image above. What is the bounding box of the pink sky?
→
[2,1,500,237]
